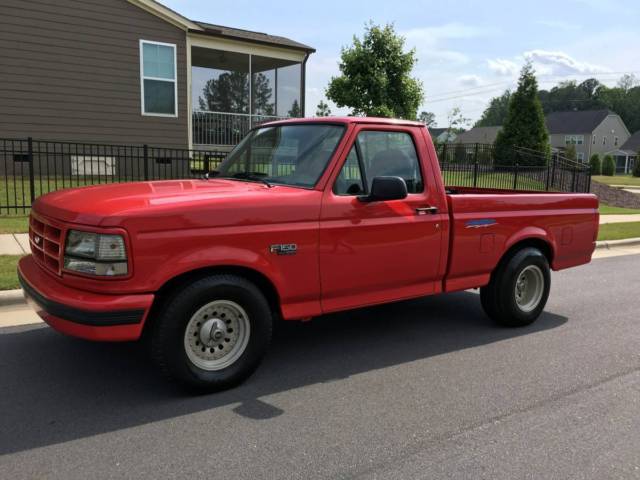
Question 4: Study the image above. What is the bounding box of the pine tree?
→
[316,100,332,117]
[589,154,601,175]
[494,63,550,166]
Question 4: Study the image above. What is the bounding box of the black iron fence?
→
[437,142,591,194]
[0,138,228,214]
[1,138,591,215]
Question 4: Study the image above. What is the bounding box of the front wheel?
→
[150,274,272,392]
[480,247,551,327]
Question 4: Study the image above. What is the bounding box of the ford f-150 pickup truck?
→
[18,117,599,391]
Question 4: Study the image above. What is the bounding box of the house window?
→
[603,136,606,146]
[614,136,619,146]
[564,135,584,145]
[140,40,177,116]
[592,135,596,145]
[577,152,584,162]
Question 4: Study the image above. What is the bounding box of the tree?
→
[447,107,470,134]
[589,153,601,175]
[288,99,302,118]
[316,100,332,117]
[418,111,436,127]
[633,152,640,178]
[564,144,577,161]
[198,71,249,113]
[602,154,615,176]
[475,90,511,127]
[326,22,423,119]
[494,63,550,166]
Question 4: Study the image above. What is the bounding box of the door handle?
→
[416,206,439,215]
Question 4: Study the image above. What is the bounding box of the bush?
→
[602,155,615,176]
[589,154,601,175]
[634,152,640,177]
[564,144,577,161]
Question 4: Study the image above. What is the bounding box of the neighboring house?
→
[0,0,314,150]
[610,131,640,174]
[454,126,502,144]
[429,127,457,143]
[545,110,631,165]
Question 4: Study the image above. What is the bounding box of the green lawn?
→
[592,175,640,186]
[599,204,640,215]
[442,171,545,190]
[598,222,640,241]
[0,255,22,290]
[0,216,29,233]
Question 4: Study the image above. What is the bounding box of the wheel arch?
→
[145,265,282,333]
[496,236,554,275]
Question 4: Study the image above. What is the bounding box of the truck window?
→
[218,124,345,188]
[334,131,424,195]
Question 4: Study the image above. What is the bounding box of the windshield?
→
[217,124,345,188]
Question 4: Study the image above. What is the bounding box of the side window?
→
[357,131,424,193]
[334,146,364,195]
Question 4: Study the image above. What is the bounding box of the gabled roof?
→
[429,128,448,136]
[621,130,640,153]
[545,109,613,134]
[193,22,315,53]
[455,126,502,144]
[128,0,315,53]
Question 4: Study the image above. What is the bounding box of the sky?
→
[164,0,640,127]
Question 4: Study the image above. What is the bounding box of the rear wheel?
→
[150,274,272,392]
[480,247,550,327]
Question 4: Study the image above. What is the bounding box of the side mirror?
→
[358,176,408,202]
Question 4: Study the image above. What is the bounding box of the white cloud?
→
[459,74,482,87]
[403,23,492,42]
[487,58,520,77]
[524,49,610,75]
[535,20,581,31]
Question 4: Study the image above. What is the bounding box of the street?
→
[1,253,639,479]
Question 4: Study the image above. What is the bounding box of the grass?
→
[0,255,22,290]
[599,204,640,215]
[442,171,545,190]
[598,222,640,241]
[0,216,29,233]
[592,175,640,187]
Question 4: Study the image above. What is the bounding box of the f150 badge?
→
[270,244,297,255]
[465,219,497,229]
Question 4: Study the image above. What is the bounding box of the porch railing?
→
[192,111,289,146]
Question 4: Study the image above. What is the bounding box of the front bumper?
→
[18,255,154,341]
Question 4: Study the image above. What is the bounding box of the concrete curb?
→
[595,237,640,250]
[0,289,25,307]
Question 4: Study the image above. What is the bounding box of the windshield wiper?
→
[228,171,273,188]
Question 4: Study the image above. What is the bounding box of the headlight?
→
[64,230,128,276]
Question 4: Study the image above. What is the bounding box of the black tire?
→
[150,274,272,392]
[480,247,550,327]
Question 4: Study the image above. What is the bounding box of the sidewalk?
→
[0,233,29,255]
[599,214,640,224]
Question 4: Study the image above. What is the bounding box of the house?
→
[610,131,640,174]
[545,110,631,165]
[454,126,502,144]
[429,128,457,143]
[0,0,314,150]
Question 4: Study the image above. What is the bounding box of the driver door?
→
[319,126,444,313]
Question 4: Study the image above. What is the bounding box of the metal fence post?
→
[143,144,149,181]
[513,163,519,189]
[545,157,551,191]
[473,143,479,187]
[27,137,36,204]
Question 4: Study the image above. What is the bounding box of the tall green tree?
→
[326,22,423,119]
[418,111,436,127]
[288,99,302,118]
[475,90,511,127]
[494,63,549,165]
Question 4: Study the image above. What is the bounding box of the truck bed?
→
[442,190,599,293]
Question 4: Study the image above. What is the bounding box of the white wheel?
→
[514,265,545,313]
[183,300,251,371]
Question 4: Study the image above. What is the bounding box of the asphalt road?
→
[1,253,640,479]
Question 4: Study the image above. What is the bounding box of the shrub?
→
[633,152,640,177]
[589,154,601,175]
[564,144,577,161]
[602,155,616,176]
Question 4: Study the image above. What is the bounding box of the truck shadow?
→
[0,291,567,454]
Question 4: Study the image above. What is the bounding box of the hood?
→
[32,179,277,225]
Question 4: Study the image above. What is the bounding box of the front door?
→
[319,126,444,313]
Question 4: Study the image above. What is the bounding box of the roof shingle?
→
[545,109,612,134]
[621,131,640,153]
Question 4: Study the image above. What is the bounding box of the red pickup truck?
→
[18,117,599,391]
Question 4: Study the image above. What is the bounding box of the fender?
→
[503,226,557,266]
